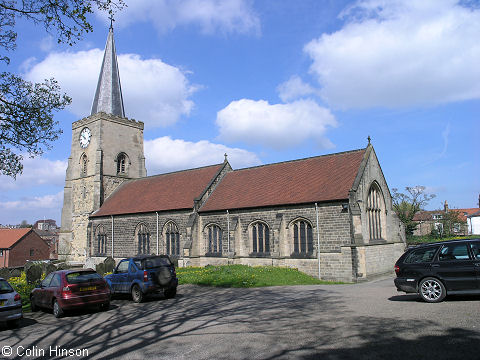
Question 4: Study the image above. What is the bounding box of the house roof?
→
[91,163,224,217]
[413,208,479,222]
[0,228,31,249]
[199,148,366,212]
[467,209,480,218]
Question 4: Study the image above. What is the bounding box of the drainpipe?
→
[156,212,159,255]
[111,215,114,258]
[227,210,230,253]
[315,203,321,279]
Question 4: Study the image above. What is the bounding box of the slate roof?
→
[91,25,125,117]
[91,164,224,217]
[199,148,366,212]
[0,228,31,249]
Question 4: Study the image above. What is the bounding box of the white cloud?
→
[144,136,261,173]
[24,49,196,127]
[103,0,260,35]
[0,191,63,225]
[304,0,480,108]
[276,76,318,102]
[0,156,67,191]
[216,99,337,149]
[0,191,63,211]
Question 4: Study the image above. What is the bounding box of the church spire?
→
[91,22,125,117]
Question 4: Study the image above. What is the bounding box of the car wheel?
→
[164,287,176,299]
[419,277,446,303]
[131,284,144,303]
[53,300,64,318]
[156,267,172,286]
[99,302,110,311]
[30,296,39,312]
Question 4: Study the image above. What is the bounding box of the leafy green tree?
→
[0,0,124,178]
[392,186,436,237]
[438,210,467,238]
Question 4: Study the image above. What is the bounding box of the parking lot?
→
[1,277,480,359]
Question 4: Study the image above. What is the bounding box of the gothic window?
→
[292,219,313,255]
[165,222,180,257]
[207,224,222,255]
[96,225,107,255]
[251,222,270,254]
[136,223,150,255]
[80,153,88,177]
[116,153,129,175]
[367,183,384,241]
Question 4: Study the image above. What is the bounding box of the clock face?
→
[79,127,91,148]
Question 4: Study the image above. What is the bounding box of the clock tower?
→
[58,24,146,262]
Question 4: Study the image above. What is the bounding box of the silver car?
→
[0,277,22,328]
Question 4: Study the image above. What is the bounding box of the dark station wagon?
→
[394,238,480,302]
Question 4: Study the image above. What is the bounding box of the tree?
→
[0,0,124,178]
[436,210,467,238]
[392,186,436,237]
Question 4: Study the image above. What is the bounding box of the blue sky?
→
[0,0,479,225]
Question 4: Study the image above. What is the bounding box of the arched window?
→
[116,153,128,175]
[136,223,150,255]
[81,153,88,177]
[367,183,384,240]
[165,222,180,256]
[251,222,270,254]
[96,225,107,255]
[292,219,313,255]
[207,225,222,255]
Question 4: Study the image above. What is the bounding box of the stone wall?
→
[89,210,192,257]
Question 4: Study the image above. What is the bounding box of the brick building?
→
[0,228,50,268]
[59,26,406,282]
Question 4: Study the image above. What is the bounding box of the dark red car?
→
[30,269,110,318]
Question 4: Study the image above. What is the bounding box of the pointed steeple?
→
[91,23,125,117]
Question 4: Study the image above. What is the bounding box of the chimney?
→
[444,200,449,213]
[478,193,480,208]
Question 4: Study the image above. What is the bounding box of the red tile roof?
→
[413,208,479,222]
[0,228,31,248]
[91,164,224,217]
[200,149,366,212]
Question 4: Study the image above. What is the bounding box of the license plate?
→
[80,286,96,291]
[0,300,4,306]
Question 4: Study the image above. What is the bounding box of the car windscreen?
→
[66,271,102,284]
[144,257,171,268]
[0,280,13,293]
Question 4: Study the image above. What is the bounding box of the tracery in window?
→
[136,223,150,255]
[367,183,384,240]
[165,221,180,256]
[251,222,270,254]
[116,153,129,175]
[96,225,107,255]
[207,224,222,255]
[292,219,313,255]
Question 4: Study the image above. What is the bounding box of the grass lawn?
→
[177,264,344,287]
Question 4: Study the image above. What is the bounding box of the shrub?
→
[9,269,21,278]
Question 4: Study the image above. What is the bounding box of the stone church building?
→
[59,26,406,282]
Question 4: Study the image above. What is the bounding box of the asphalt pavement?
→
[1,277,480,359]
